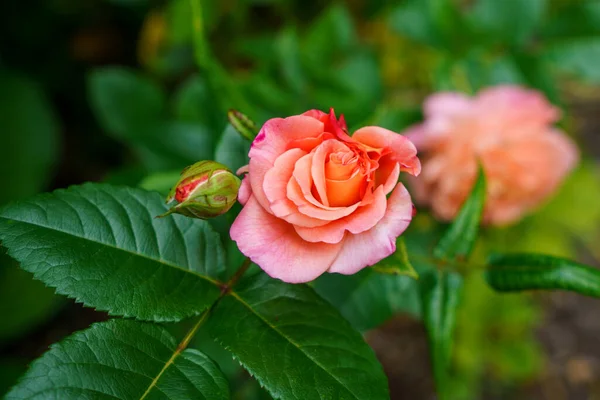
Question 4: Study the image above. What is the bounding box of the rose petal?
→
[288,177,360,220]
[353,126,421,176]
[237,176,252,205]
[249,116,324,212]
[328,183,414,275]
[294,185,388,244]
[230,196,342,283]
[263,148,329,228]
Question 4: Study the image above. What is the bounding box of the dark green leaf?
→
[208,273,389,400]
[276,28,306,95]
[0,70,60,204]
[434,166,486,261]
[0,184,224,321]
[88,67,165,139]
[0,256,62,343]
[134,121,214,171]
[542,38,600,82]
[314,268,420,332]
[6,320,229,399]
[172,74,225,131]
[467,0,546,46]
[485,253,600,297]
[420,270,463,397]
[372,238,418,278]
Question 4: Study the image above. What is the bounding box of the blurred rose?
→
[231,109,420,283]
[405,85,579,225]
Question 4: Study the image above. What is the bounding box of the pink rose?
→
[231,109,421,283]
[405,85,579,225]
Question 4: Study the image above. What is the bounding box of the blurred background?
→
[1,0,600,398]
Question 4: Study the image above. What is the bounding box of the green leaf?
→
[208,273,389,400]
[0,184,224,321]
[314,268,420,332]
[276,28,306,96]
[542,0,600,39]
[88,67,165,139]
[434,166,486,261]
[485,253,600,297]
[215,125,251,172]
[372,238,418,278]
[420,270,463,397]
[467,0,546,46]
[0,70,60,204]
[542,38,600,82]
[6,320,229,399]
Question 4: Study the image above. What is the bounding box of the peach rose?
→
[405,85,579,225]
[231,109,421,283]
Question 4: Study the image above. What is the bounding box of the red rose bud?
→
[161,161,241,219]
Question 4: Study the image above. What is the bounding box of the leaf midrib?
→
[229,291,361,400]
[0,215,222,286]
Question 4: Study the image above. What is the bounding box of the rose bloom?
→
[231,109,420,283]
[405,85,579,225]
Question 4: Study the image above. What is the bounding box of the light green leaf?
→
[6,320,229,400]
[208,273,389,400]
[314,268,420,332]
[373,238,418,278]
[0,70,60,204]
[88,67,165,139]
[543,38,600,82]
[434,166,486,261]
[485,253,600,297]
[420,270,463,398]
[0,184,224,321]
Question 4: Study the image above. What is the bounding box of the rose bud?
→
[162,161,241,219]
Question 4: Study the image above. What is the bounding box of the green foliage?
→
[434,167,486,261]
[88,68,215,171]
[208,273,390,400]
[0,184,225,321]
[372,238,418,278]
[6,320,230,400]
[486,253,600,297]
[467,0,547,46]
[420,270,463,398]
[0,70,60,204]
[314,268,421,332]
[543,38,600,82]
